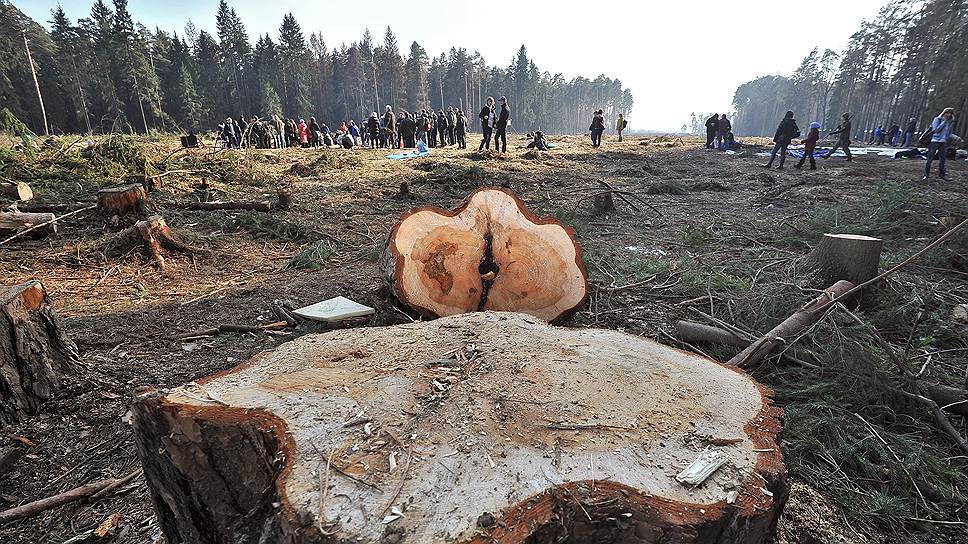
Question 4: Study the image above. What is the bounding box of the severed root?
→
[100,215,196,269]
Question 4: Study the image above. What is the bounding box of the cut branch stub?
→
[132,311,786,544]
[0,280,78,423]
[384,188,588,322]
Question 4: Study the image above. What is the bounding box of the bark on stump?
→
[101,215,194,269]
[0,211,57,237]
[132,311,787,544]
[97,184,148,217]
[383,188,588,322]
[593,191,616,215]
[0,281,78,423]
[807,234,882,285]
[0,181,33,202]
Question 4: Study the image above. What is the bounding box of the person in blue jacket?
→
[924,107,956,181]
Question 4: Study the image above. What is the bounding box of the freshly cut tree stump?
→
[384,188,588,322]
[132,311,786,544]
[0,181,33,202]
[0,281,78,423]
[807,233,882,285]
[97,184,148,217]
[101,215,194,269]
[0,211,57,238]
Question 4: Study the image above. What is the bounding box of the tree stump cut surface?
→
[133,312,786,544]
[0,281,78,423]
[384,189,588,322]
[808,233,882,285]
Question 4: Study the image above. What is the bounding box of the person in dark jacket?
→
[456,109,467,149]
[705,114,719,148]
[902,118,917,147]
[308,117,321,148]
[825,113,853,161]
[399,112,416,148]
[447,107,457,145]
[716,114,731,150]
[383,106,396,149]
[795,122,821,170]
[763,111,800,169]
[478,97,495,151]
[495,97,510,152]
[366,113,380,148]
[589,109,606,147]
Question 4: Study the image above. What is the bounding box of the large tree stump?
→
[0,181,33,202]
[0,211,56,237]
[132,311,786,544]
[100,215,194,269]
[383,189,588,322]
[0,281,78,423]
[97,184,148,217]
[807,234,882,285]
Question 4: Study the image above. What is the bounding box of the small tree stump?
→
[97,184,148,217]
[101,215,194,269]
[0,211,57,237]
[593,191,616,215]
[383,188,588,322]
[0,181,33,202]
[132,311,787,544]
[807,233,882,285]
[0,281,78,423]
[276,187,293,210]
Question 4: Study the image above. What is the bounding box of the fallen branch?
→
[676,320,747,347]
[0,470,139,525]
[173,321,290,340]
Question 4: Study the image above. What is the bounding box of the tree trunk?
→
[806,233,882,285]
[383,188,588,322]
[0,181,33,202]
[100,215,194,269]
[677,320,748,347]
[97,184,148,217]
[132,311,787,544]
[0,211,56,237]
[0,281,78,423]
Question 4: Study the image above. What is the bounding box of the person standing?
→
[616,113,627,142]
[795,122,821,170]
[447,106,457,145]
[495,97,510,153]
[903,118,917,147]
[273,115,286,149]
[589,109,606,147]
[436,109,448,147]
[478,96,495,151]
[456,109,467,149]
[383,106,396,149]
[296,118,309,147]
[923,107,956,181]
[716,114,731,150]
[825,113,853,161]
[222,117,237,148]
[762,111,800,169]
[367,112,380,148]
[704,114,719,149]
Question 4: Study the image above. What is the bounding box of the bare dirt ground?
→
[1,133,966,543]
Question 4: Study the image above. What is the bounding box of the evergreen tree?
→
[404,41,429,111]
[277,13,311,117]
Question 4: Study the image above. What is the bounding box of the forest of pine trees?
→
[730,0,968,140]
[0,0,633,136]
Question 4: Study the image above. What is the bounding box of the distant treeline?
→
[729,0,968,138]
[0,0,633,136]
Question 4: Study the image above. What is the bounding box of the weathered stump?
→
[97,184,148,217]
[132,311,787,544]
[807,233,882,285]
[383,188,588,322]
[100,215,194,269]
[593,191,616,215]
[0,281,78,423]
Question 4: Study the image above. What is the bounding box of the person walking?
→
[923,107,956,181]
[705,114,720,149]
[478,96,495,151]
[456,109,467,149]
[616,113,627,142]
[494,97,510,152]
[762,111,800,169]
[825,113,853,161]
[589,109,606,147]
[795,122,821,170]
[716,114,731,150]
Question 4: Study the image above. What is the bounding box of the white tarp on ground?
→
[756,145,911,158]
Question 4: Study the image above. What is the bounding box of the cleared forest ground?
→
[1,133,967,543]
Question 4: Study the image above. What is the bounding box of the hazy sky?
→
[18,0,885,130]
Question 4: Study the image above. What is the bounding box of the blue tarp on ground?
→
[387,150,430,160]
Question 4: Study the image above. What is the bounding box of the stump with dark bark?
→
[807,233,882,285]
[100,215,194,269]
[0,281,78,423]
[383,188,588,322]
[593,191,616,215]
[132,311,787,544]
[97,184,148,217]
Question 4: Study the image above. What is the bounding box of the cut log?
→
[727,280,855,368]
[0,281,79,423]
[0,211,57,237]
[97,184,148,217]
[807,234,882,285]
[178,200,273,212]
[0,181,33,202]
[677,320,748,347]
[132,311,787,544]
[100,215,194,269]
[383,188,588,322]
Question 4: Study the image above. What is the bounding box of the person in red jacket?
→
[795,122,821,170]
